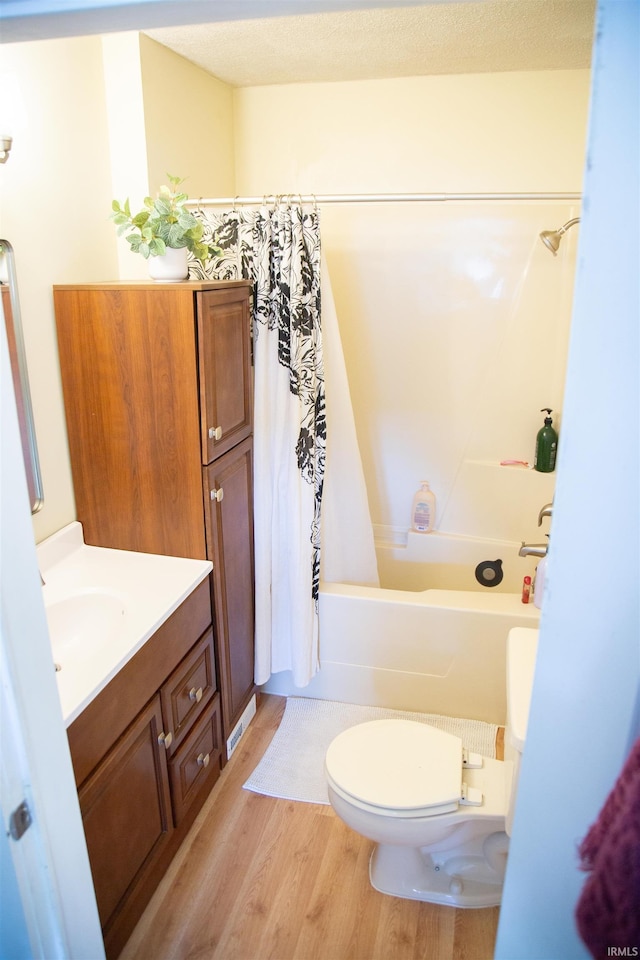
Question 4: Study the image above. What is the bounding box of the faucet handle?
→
[538,502,553,526]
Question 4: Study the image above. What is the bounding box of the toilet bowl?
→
[324,626,538,908]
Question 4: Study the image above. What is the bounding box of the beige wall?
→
[102,32,149,281]
[103,33,236,282]
[233,70,591,543]
[233,70,589,194]
[140,35,235,199]
[0,35,118,543]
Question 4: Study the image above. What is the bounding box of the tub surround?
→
[38,521,212,725]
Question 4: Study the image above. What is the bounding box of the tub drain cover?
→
[475,559,504,588]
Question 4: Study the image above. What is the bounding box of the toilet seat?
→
[325,720,465,819]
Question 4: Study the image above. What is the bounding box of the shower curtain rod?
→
[186,191,581,207]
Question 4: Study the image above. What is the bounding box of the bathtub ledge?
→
[320,581,541,618]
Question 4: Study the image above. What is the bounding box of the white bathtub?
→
[263,530,540,725]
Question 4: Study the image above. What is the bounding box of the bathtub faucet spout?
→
[519,542,548,558]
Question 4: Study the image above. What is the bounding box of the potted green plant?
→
[110,174,220,280]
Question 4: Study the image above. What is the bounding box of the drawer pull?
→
[210,487,224,503]
[189,686,203,703]
[197,752,210,768]
[158,730,173,750]
[209,425,222,441]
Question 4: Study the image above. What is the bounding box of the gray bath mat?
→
[243,697,499,804]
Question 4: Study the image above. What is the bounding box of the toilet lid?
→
[325,719,463,813]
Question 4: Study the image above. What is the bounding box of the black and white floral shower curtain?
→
[190,204,325,686]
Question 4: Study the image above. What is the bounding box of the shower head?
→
[539,217,581,255]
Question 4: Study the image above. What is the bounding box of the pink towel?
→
[575,735,640,959]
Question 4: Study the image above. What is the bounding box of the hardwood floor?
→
[119,695,500,960]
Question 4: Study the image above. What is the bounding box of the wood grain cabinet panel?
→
[78,695,173,936]
[53,286,206,559]
[203,438,255,730]
[197,286,253,463]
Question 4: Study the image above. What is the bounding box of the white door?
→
[1,308,105,959]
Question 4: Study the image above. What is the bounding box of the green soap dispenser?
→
[534,408,558,473]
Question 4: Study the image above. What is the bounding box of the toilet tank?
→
[504,627,539,836]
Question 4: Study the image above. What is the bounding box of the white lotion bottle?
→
[411,481,436,533]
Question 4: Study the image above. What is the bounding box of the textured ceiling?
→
[145,1,596,87]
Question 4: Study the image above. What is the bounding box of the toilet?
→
[324,627,538,908]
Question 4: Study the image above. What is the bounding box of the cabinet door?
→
[197,286,253,464]
[203,437,255,737]
[78,695,173,935]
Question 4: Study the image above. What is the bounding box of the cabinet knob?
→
[208,426,222,441]
[158,730,173,750]
[197,752,210,768]
[210,487,224,503]
[189,686,203,703]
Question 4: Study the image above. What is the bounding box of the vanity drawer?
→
[168,694,222,826]
[160,628,216,756]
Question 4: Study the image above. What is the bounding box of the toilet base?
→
[369,835,507,908]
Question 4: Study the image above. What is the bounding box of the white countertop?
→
[37,522,212,726]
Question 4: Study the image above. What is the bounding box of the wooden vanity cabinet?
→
[54,281,256,743]
[68,581,222,959]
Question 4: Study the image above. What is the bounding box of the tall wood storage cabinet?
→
[53,281,256,744]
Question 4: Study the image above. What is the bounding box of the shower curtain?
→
[191,202,377,688]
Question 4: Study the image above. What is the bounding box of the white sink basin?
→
[46,590,127,668]
[37,522,212,725]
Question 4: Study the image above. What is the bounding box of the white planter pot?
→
[148,246,189,282]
